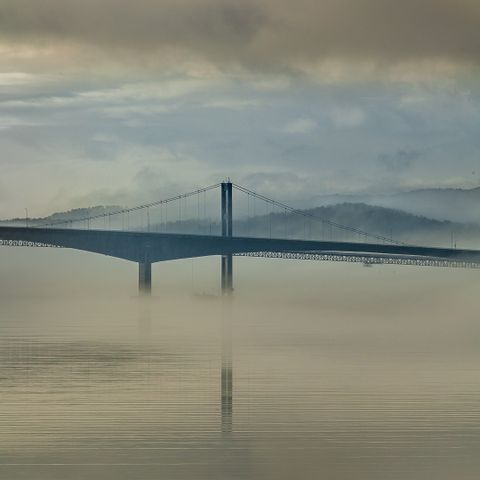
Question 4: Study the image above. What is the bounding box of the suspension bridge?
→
[1,181,479,295]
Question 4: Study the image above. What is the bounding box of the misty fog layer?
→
[1,249,480,479]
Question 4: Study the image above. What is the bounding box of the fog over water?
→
[1,248,480,479]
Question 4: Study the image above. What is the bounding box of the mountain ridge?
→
[311,186,480,225]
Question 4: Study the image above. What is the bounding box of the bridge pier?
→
[221,255,233,293]
[221,181,233,295]
[139,261,152,296]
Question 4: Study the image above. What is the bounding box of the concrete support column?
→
[139,260,152,295]
[221,254,233,293]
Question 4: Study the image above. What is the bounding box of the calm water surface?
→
[1,259,480,479]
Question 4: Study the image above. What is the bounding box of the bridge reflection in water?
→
[135,294,234,435]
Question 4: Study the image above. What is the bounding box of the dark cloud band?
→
[0,0,479,71]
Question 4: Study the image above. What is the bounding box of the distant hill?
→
[312,187,480,225]
[0,205,123,226]
[231,203,480,249]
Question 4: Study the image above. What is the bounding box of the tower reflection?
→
[221,297,233,435]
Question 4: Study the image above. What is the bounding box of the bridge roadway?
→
[1,225,480,263]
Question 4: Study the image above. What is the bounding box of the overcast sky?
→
[1,0,480,217]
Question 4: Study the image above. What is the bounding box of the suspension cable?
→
[38,183,221,228]
[232,183,405,246]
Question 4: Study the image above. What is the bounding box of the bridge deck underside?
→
[1,227,480,269]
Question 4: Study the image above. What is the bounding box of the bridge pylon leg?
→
[221,181,233,295]
[139,261,152,296]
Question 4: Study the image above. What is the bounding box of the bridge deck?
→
[1,226,480,268]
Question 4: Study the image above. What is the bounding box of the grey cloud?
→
[0,0,265,64]
[0,74,479,217]
[378,150,422,172]
[0,0,480,73]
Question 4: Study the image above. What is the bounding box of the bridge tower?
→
[221,181,233,294]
